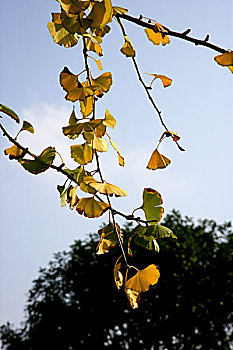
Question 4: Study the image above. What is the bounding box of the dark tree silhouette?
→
[1,211,232,350]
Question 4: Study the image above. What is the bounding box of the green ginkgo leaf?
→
[141,188,164,224]
[0,104,20,123]
[19,147,56,174]
[19,120,35,134]
[71,142,94,165]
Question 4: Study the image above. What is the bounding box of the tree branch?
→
[117,13,228,54]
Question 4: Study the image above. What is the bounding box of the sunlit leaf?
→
[147,149,171,170]
[96,223,122,254]
[112,6,128,16]
[60,67,96,101]
[141,188,164,224]
[125,289,140,309]
[67,185,79,209]
[125,264,160,292]
[71,142,94,165]
[108,136,125,166]
[103,109,116,128]
[48,15,79,48]
[76,196,110,218]
[63,119,103,138]
[214,51,233,66]
[57,0,90,15]
[19,120,34,134]
[88,180,127,197]
[80,96,94,117]
[87,0,113,29]
[86,38,103,56]
[92,72,113,94]
[145,28,170,46]
[4,145,26,160]
[95,123,106,138]
[147,73,172,88]
[120,36,135,57]
[57,184,68,207]
[113,256,124,289]
[80,175,97,194]
[153,225,177,239]
[0,104,20,123]
[19,147,56,175]
[88,135,108,152]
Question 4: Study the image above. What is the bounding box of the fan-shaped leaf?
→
[0,104,20,123]
[145,28,170,46]
[141,188,164,224]
[120,36,135,57]
[103,109,116,128]
[76,197,110,218]
[147,73,172,88]
[88,136,108,152]
[71,142,94,165]
[147,149,171,170]
[19,147,56,175]
[125,289,140,309]
[96,223,122,254]
[48,17,78,48]
[88,180,127,197]
[87,0,113,29]
[57,0,90,15]
[125,264,160,292]
[4,145,26,160]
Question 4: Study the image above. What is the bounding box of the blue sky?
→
[0,0,232,327]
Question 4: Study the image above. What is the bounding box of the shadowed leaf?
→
[19,147,56,175]
[76,197,110,218]
[0,104,20,123]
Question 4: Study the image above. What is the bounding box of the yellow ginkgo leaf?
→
[147,73,172,88]
[113,256,124,289]
[108,136,125,167]
[96,238,113,255]
[89,136,108,152]
[103,109,116,129]
[125,264,160,292]
[125,289,140,309]
[60,67,96,101]
[147,149,171,170]
[92,72,113,94]
[87,0,113,29]
[76,197,110,218]
[214,51,233,66]
[67,185,79,209]
[4,145,26,160]
[58,0,90,15]
[88,180,127,197]
[71,142,94,165]
[86,38,103,57]
[120,36,135,57]
[145,28,170,46]
[48,15,79,48]
[80,96,94,117]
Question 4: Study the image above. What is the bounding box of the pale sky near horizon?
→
[0,0,232,328]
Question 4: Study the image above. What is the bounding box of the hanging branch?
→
[117,17,185,152]
[116,13,228,54]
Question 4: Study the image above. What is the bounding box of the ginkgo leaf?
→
[71,142,94,165]
[125,289,140,309]
[86,38,103,57]
[113,256,124,289]
[80,96,94,117]
[125,264,160,292]
[19,120,34,134]
[141,188,164,224]
[147,149,171,170]
[153,225,177,239]
[88,55,103,70]
[147,73,172,88]
[96,223,122,254]
[4,145,26,160]
[19,147,56,175]
[57,0,90,15]
[93,25,111,38]
[76,196,110,218]
[80,175,97,194]
[120,36,135,57]
[87,0,113,29]
[60,67,96,101]
[67,185,79,209]
[214,51,233,66]
[88,180,127,197]
[57,184,68,207]
[108,136,125,166]
[0,104,20,123]
[88,136,108,152]
[103,109,116,128]
[95,123,106,138]
[61,12,90,35]
[63,119,103,138]
[92,72,113,94]
[145,28,170,46]
[48,17,79,48]
[112,6,128,16]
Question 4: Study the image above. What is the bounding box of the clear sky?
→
[0,0,232,327]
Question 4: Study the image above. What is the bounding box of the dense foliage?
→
[1,211,232,349]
